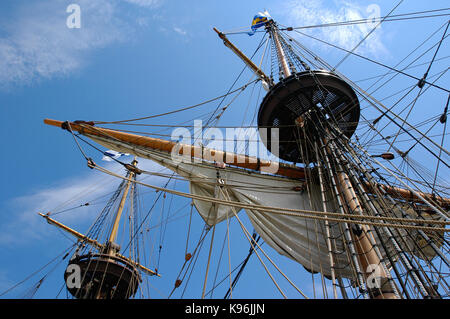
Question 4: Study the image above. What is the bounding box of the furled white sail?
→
[85,133,444,279]
[87,134,357,278]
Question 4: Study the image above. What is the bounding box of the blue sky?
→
[0,0,448,299]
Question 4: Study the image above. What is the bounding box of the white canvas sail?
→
[85,133,359,278]
[36,122,444,285]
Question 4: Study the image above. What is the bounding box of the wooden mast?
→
[213,27,272,87]
[39,158,158,299]
[336,171,397,298]
[268,20,291,78]
[107,159,137,247]
[266,13,396,296]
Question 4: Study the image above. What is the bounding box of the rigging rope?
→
[223,9,450,35]
[288,28,450,94]
[93,80,257,125]
[288,8,450,31]
[0,244,77,297]
[224,232,260,299]
[332,0,403,71]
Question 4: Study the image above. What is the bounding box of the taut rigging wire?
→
[288,27,450,94]
[93,80,257,125]
[332,0,403,71]
[222,8,450,35]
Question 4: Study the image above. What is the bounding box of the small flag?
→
[248,11,271,36]
[102,150,130,161]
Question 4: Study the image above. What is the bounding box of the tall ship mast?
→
[3,9,449,300]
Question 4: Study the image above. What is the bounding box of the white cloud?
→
[0,158,170,245]
[0,0,127,89]
[0,0,165,90]
[173,26,187,36]
[280,0,388,58]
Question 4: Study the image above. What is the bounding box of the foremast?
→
[39,159,158,299]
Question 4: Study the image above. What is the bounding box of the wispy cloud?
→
[0,1,120,89]
[280,0,388,58]
[173,26,188,36]
[0,158,169,246]
[0,0,163,90]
